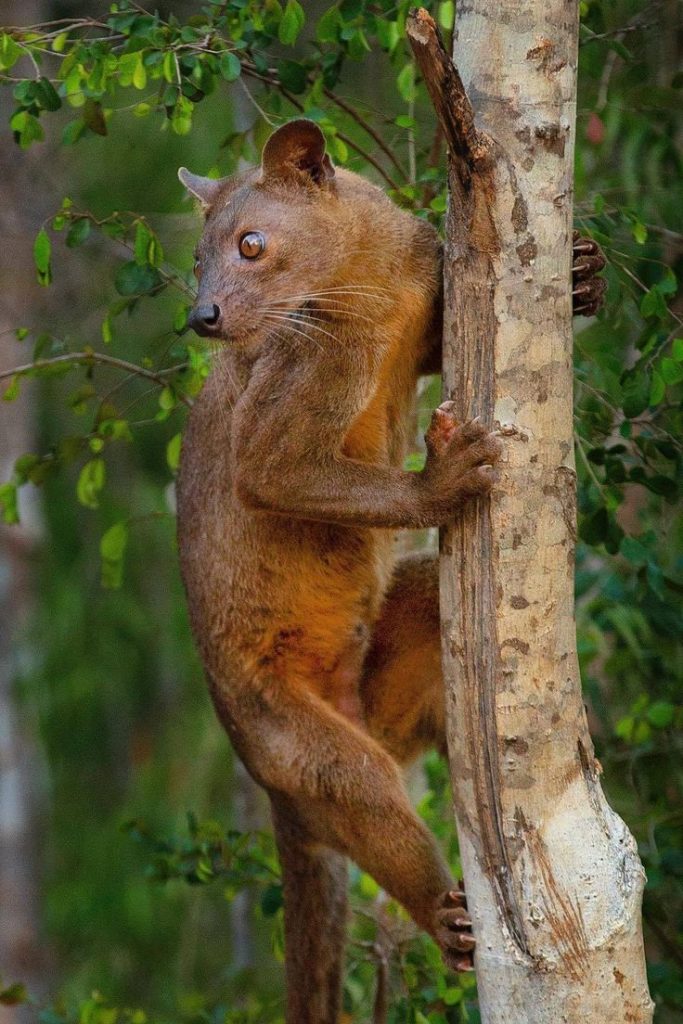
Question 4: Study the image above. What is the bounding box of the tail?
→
[271,797,348,1024]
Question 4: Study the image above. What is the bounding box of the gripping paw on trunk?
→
[572,231,607,316]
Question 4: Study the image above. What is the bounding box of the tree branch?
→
[0,353,192,406]
[406,8,490,189]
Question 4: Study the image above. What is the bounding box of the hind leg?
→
[361,551,445,766]
[271,796,348,1024]
[220,681,472,976]
[359,552,475,966]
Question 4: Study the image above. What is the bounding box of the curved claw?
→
[572,233,607,317]
[434,886,476,972]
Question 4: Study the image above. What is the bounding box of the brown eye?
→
[239,231,265,260]
[193,259,201,279]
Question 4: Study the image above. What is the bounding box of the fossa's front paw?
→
[573,231,607,316]
[424,404,502,504]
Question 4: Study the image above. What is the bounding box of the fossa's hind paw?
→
[435,887,475,973]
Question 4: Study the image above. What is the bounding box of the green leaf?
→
[644,474,677,501]
[132,53,147,90]
[580,507,608,545]
[100,520,128,588]
[0,33,23,71]
[62,118,86,145]
[358,872,380,899]
[278,0,305,45]
[397,62,416,103]
[620,537,649,566]
[76,457,105,509]
[672,338,683,361]
[14,453,41,482]
[219,51,241,82]
[134,222,153,266]
[330,135,348,163]
[438,1,455,30]
[0,984,27,1006]
[97,418,132,442]
[158,386,177,413]
[649,371,665,406]
[66,217,91,248]
[615,715,634,742]
[2,375,20,402]
[101,315,113,345]
[316,7,340,43]
[100,521,128,561]
[0,481,19,525]
[277,58,307,94]
[640,287,667,319]
[261,882,283,916]
[621,370,650,417]
[162,50,176,83]
[33,228,52,285]
[442,986,463,1005]
[646,701,675,729]
[658,268,677,296]
[631,220,647,245]
[35,76,62,112]
[346,28,371,59]
[376,19,400,52]
[166,432,182,472]
[659,357,683,386]
[13,110,44,149]
[114,260,162,296]
[173,304,189,333]
[83,99,107,136]
[171,94,193,135]
[404,451,426,472]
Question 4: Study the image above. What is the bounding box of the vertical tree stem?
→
[409,7,653,1021]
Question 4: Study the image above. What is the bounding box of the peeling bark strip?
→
[409,8,528,956]
[408,7,653,1022]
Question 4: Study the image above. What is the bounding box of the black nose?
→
[187,303,222,336]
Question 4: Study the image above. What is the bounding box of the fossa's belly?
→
[179,484,397,714]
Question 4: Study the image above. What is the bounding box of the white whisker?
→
[262,310,338,341]
[261,314,325,352]
[265,302,374,324]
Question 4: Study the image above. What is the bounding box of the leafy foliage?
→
[0,0,681,1021]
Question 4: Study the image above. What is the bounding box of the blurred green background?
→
[0,1,681,1022]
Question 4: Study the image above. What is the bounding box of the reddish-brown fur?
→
[176,119,603,1023]
[177,120,488,1021]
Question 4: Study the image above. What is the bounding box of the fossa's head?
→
[179,119,414,349]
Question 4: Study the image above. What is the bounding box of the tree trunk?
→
[0,4,49,1015]
[408,7,653,1022]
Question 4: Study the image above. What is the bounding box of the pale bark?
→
[409,6,653,1022]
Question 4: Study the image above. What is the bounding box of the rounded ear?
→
[178,167,224,209]
[261,119,335,186]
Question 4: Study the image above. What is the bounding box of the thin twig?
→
[372,943,389,1024]
[322,86,407,179]
[0,352,192,406]
[240,64,401,190]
